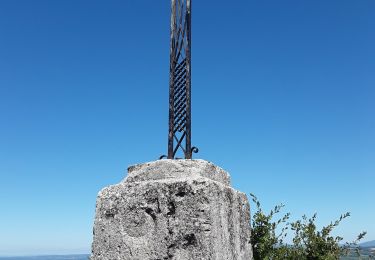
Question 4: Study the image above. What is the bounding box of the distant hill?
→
[360,240,375,248]
[0,255,89,260]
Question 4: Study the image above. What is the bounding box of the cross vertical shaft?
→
[168,0,196,159]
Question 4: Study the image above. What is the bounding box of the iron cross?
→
[165,0,198,159]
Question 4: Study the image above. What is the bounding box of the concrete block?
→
[91,160,253,260]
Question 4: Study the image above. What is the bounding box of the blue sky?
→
[0,0,374,256]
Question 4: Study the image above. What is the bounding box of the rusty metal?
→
[162,0,198,159]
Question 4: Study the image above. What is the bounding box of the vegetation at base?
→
[249,194,373,260]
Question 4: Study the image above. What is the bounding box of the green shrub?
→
[249,194,369,260]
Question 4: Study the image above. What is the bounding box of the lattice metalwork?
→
[165,0,198,159]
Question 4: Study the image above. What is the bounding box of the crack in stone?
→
[145,207,157,221]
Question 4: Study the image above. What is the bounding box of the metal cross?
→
[163,0,198,159]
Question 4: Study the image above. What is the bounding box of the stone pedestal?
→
[91,160,253,260]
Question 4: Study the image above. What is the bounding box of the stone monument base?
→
[91,160,253,260]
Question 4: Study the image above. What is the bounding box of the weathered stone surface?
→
[91,160,253,260]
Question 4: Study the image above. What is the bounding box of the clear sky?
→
[0,0,374,256]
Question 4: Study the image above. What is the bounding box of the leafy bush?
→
[249,194,370,260]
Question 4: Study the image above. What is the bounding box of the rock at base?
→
[91,159,253,260]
